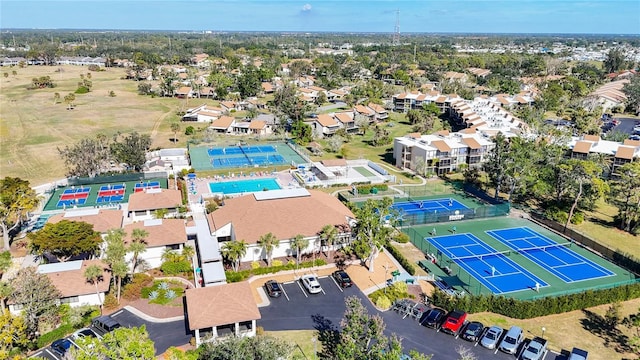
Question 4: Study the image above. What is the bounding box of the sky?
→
[1,0,639,35]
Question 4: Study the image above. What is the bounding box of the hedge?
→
[160,260,192,275]
[356,184,389,194]
[37,324,74,348]
[384,244,416,275]
[225,259,327,283]
[430,282,640,319]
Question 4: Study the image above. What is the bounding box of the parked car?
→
[480,325,504,349]
[440,310,468,336]
[50,338,76,356]
[422,308,446,329]
[499,326,524,354]
[300,274,322,294]
[461,321,484,342]
[332,270,352,288]
[264,280,283,298]
[568,347,589,360]
[91,315,121,336]
[72,327,102,340]
[521,336,547,360]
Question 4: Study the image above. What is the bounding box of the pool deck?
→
[187,170,298,203]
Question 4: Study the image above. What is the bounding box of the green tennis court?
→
[405,217,636,300]
[43,178,168,211]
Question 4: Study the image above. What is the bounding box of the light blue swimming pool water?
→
[208,178,281,194]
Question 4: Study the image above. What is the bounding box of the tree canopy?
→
[197,334,291,360]
[28,220,102,261]
[9,267,60,338]
[0,177,40,251]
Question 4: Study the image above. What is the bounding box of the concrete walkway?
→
[122,305,184,323]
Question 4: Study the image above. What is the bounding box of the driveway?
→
[110,308,191,355]
[258,275,532,360]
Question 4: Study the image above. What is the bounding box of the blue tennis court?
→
[486,227,615,283]
[392,198,467,213]
[426,233,547,294]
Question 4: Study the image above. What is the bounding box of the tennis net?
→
[514,242,571,254]
[449,250,511,262]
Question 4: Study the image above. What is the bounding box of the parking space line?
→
[280,284,290,301]
[111,310,123,317]
[329,275,344,292]
[45,348,60,360]
[296,279,308,298]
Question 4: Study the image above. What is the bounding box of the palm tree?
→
[220,240,248,271]
[171,123,180,143]
[182,245,195,263]
[257,232,279,266]
[290,234,309,265]
[161,248,182,263]
[84,264,104,313]
[319,225,338,260]
[111,260,128,303]
[129,228,149,274]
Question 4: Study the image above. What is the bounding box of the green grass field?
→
[0,65,187,185]
[404,217,636,300]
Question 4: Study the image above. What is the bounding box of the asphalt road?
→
[111,308,191,355]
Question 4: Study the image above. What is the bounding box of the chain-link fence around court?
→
[395,202,511,227]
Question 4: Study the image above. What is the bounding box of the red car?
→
[440,310,468,336]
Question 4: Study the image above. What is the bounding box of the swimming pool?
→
[208,178,281,195]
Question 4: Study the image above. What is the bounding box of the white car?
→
[72,327,102,341]
[300,275,322,294]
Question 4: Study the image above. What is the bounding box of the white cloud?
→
[302,3,312,12]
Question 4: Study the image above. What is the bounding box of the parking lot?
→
[257,274,565,360]
[29,309,191,359]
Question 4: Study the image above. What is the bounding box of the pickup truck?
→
[520,337,547,360]
[568,347,589,360]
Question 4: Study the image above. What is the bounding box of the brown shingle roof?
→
[623,139,640,147]
[316,114,338,127]
[210,116,235,129]
[206,190,354,244]
[48,209,122,233]
[573,141,593,154]
[186,282,261,330]
[176,87,191,95]
[249,120,266,130]
[583,134,600,142]
[45,260,111,298]
[462,137,482,150]
[335,113,353,124]
[123,219,186,247]
[615,146,636,160]
[128,189,182,212]
[431,140,451,152]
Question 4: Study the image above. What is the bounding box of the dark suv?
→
[422,308,446,329]
[91,316,121,336]
[264,280,282,298]
[441,310,468,336]
[332,270,352,288]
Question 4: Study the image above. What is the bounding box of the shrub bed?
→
[431,282,640,319]
[225,259,327,283]
[356,184,389,194]
[368,281,414,310]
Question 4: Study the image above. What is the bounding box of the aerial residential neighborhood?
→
[1,2,640,360]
